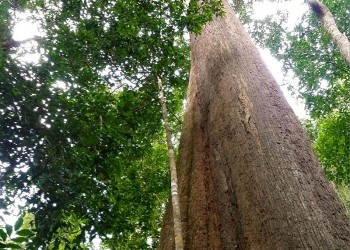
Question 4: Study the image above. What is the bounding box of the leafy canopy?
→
[1,0,223,248]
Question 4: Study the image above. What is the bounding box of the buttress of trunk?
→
[308,0,350,68]
[157,0,350,249]
[157,77,184,250]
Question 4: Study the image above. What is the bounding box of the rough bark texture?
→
[308,0,350,68]
[158,1,350,249]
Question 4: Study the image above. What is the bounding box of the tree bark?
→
[308,0,350,68]
[158,77,184,250]
[158,1,350,249]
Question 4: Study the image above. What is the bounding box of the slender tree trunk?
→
[158,1,350,249]
[308,0,350,68]
[158,78,184,250]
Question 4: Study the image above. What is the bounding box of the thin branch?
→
[2,36,42,51]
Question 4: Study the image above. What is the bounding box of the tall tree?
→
[249,0,349,187]
[1,0,349,248]
[308,0,350,67]
[158,1,350,249]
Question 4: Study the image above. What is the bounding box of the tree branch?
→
[308,0,350,68]
[2,35,42,50]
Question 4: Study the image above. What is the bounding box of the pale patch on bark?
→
[237,74,264,155]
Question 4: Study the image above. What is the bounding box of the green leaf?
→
[73,233,83,244]
[53,238,60,249]
[16,229,34,237]
[0,229,7,241]
[0,242,6,248]
[11,237,27,243]
[4,243,21,249]
[14,217,24,231]
[5,224,12,237]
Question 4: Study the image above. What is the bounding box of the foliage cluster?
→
[0,213,36,249]
[0,0,223,248]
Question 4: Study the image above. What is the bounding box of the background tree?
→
[308,0,350,67]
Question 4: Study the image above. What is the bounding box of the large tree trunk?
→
[157,1,350,249]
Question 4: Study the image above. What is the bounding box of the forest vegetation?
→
[0,0,349,249]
